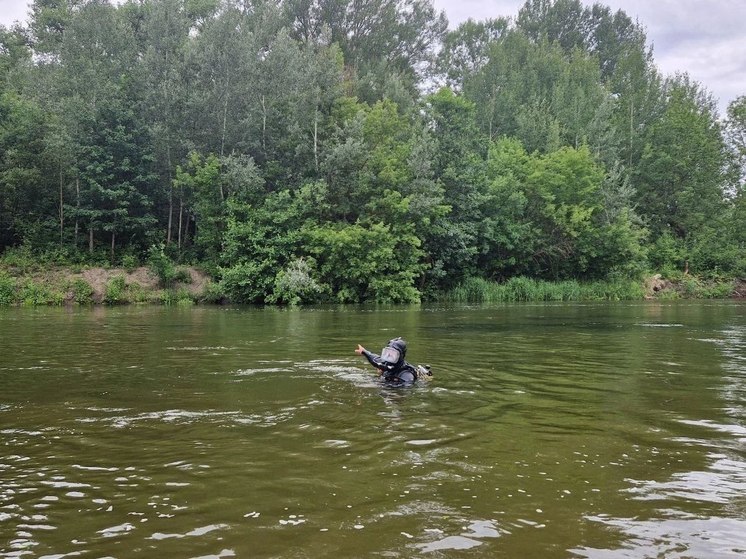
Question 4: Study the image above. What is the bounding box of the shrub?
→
[199,281,225,304]
[0,246,37,272]
[121,253,139,272]
[19,279,64,306]
[69,278,94,305]
[147,245,192,287]
[159,288,194,306]
[127,282,149,303]
[0,272,17,305]
[147,244,178,287]
[103,275,128,305]
[678,277,734,299]
[268,258,324,305]
[219,261,271,303]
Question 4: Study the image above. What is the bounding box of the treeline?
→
[1,0,744,303]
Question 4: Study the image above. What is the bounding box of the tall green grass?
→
[0,272,17,305]
[444,276,646,303]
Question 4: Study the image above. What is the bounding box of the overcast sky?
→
[2,0,743,114]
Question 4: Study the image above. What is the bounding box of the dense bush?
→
[103,275,128,305]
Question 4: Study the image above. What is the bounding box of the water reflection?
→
[574,311,746,559]
[1,302,745,557]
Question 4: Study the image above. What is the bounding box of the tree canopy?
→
[1,0,743,302]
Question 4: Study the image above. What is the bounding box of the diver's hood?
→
[381,337,407,366]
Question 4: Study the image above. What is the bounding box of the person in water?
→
[355,337,420,386]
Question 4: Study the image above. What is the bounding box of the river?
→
[1,301,745,558]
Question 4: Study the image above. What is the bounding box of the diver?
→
[355,337,431,386]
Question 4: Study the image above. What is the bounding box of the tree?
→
[173,152,223,267]
[283,0,447,103]
[479,137,537,279]
[725,95,746,192]
[305,220,422,303]
[28,0,85,57]
[72,98,157,260]
[0,24,32,91]
[422,88,487,287]
[516,0,652,81]
[633,76,727,242]
[141,0,193,247]
[220,189,302,303]
[51,1,157,259]
[482,139,645,279]
[0,93,58,250]
[436,17,509,89]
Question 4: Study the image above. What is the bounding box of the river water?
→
[1,302,745,558]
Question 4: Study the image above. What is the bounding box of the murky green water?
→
[1,302,745,558]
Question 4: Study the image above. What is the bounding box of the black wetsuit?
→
[361,349,418,386]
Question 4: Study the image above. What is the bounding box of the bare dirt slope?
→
[69,267,210,303]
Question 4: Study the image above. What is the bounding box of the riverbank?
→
[0,265,743,306]
[0,266,215,306]
[444,275,745,303]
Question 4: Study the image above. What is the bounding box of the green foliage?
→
[446,276,645,303]
[305,221,423,303]
[0,245,39,272]
[666,276,734,299]
[725,96,746,188]
[103,275,127,305]
[219,190,303,303]
[174,152,224,267]
[121,253,138,272]
[648,231,687,277]
[219,262,267,304]
[0,0,741,304]
[687,221,746,277]
[19,279,64,306]
[633,76,727,240]
[158,288,194,306]
[268,258,324,305]
[481,139,646,281]
[199,280,226,304]
[68,278,94,304]
[0,271,16,305]
[147,244,181,287]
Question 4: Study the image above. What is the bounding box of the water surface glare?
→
[1,302,745,558]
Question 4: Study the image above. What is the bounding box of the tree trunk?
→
[314,108,319,172]
[183,212,190,249]
[261,94,267,155]
[75,177,80,246]
[629,98,634,167]
[59,164,64,245]
[221,72,230,160]
[89,225,94,254]
[177,192,183,251]
[167,144,173,245]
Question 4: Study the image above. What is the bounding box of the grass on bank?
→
[1,271,739,306]
[0,271,199,307]
[0,243,740,306]
[443,275,736,303]
[0,245,211,306]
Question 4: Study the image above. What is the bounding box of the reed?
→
[444,277,646,303]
